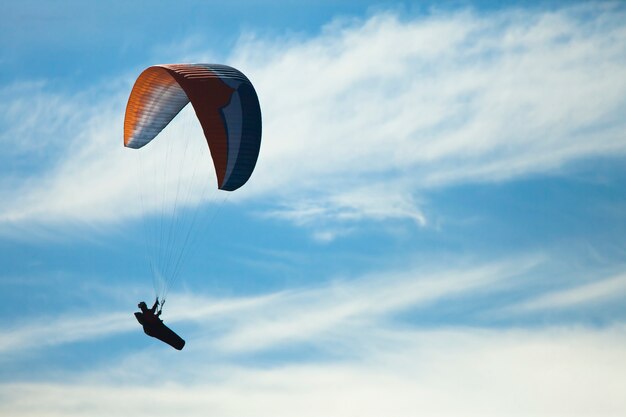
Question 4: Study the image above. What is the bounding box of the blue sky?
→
[1,1,626,415]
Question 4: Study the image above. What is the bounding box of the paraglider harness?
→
[135,298,185,350]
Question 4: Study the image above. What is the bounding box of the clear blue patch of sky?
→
[424,157,626,261]
[0,0,385,86]
[0,0,594,87]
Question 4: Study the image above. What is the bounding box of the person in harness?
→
[135,298,185,350]
[137,298,162,326]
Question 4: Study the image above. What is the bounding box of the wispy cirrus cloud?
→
[507,271,626,313]
[240,3,626,213]
[0,254,540,356]
[0,312,133,354]
[1,208,623,360]
[1,4,625,236]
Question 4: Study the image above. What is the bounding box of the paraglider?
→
[124,63,262,349]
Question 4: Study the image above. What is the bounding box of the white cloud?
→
[240,4,626,193]
[1,4,625,235]
[0,312,133,354]
[508,272,626,313]
[1,325,625,417]
[262,182,427,232]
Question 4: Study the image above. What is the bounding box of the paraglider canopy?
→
[124,63,262,191]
